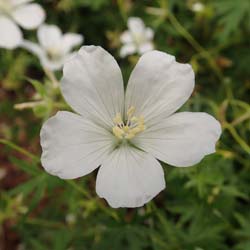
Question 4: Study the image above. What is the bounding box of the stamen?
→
[127,106,136,118]
[112,107,145,140]
[112,126,125,139]
[113,113,123,125]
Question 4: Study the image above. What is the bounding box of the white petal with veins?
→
[40,111,114,179]
[61,46,124,129]
[96,146,165,208]
[125,50,195,127]
[133,112,221,167]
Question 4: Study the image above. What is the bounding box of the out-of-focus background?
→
[0,0,250,249]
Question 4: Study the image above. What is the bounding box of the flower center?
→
[112,106,145,140]
[133,33,146,46]
[47,47,63,61]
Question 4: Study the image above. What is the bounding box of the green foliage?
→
[0,0,249,249]
[212,0,250,41]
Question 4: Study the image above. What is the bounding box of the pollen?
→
[112,106,145,140]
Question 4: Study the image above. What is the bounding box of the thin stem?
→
[167,11,223,80]
[25,218,65,229]
[0,139,39,162]
[231,111,250,126]
[224,123,250,154]
[43,67,60,88]
[66,180,91,199]
[14,101,45,110]
[117,0,127,23]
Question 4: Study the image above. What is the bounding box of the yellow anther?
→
[137,116,144,125]
[113,113,123,125]
[131,116,138,122]
[112,126,125,139]
[112,107,145,140]
[130,126,143,135]
[127,106,136,118]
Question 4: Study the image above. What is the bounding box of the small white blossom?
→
[21,24,83,71]
[120,17,154,58]
[40,46,221,208]
[191,2,205,12]
[0,0,45,49]
[65,213,76,225]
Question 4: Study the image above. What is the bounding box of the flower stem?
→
[43,67,59,88]
[65,180,91,199]
[167,11,223,80]
[223,123,250,154]
[0,139,39,162]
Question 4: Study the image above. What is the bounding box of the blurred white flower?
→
[40,46,221,208]
[65,213,76,225]
[0,0,45,49]
[191,2,205,12]
[21,24,83,71]
[120,17,154,58]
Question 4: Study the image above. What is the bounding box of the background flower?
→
[20,24,83,71]
[0,0,45,49]
[120,17,154,58]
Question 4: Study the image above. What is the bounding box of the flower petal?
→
[12,3,45,29]
[0,16,22,49]
[138,42,154,55]
[96,146,165,208]
[128,17,145,34]
[120,43,136,58]
[20,40,64,71]
[61,46,124,129]
[62,33,83,54]
[133,112,222,167]
[20,40,45,58]
[40,111,114,179]
[145,27,154,40]
[120,30,133,44]
[37,24,62,49]
[125,50,195,127]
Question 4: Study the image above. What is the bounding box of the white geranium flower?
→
[21,24,83,71]
[191,2,205,12]
[40,46,221,208]
[0,0,45,49]
[120,17,154,58]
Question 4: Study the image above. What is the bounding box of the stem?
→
[117,0,127,23]
[0,139,39,162]
[167,11,223,80]
[14,101,45,110]
[224,123,250,154]
[231,111,250,126]
[25,218,65,229]
[66,180,91,199]
[43,67,60,88]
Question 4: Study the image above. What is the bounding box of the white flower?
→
[40,46,221,208]
[191,2,205,12]
[120,17,154,58]
[0,0,45,49]
[21,24,84,71]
